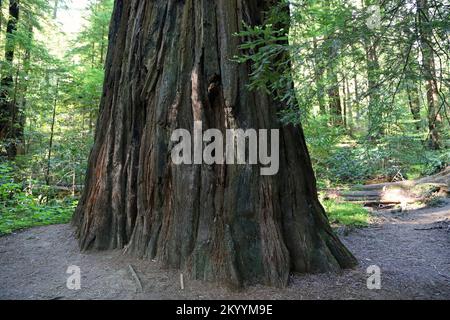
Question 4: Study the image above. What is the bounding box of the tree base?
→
[73,0,357,288]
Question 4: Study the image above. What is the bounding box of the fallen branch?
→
[414,226,446,231]
[180,273,185,290]
[24,184,84,192]
[414,220,450,231]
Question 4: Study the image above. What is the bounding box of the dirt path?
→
[1,201,449,300]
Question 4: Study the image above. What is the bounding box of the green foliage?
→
[236,0,449,188]
[0,198,76,236]
[324,146,374,184]
[420,150,449,176]
[0,162,77,236]
[313,134,449,185]
[322,199,370,227]
[303,115,343,163]
[0,0,112,187]
[0,1,112,235]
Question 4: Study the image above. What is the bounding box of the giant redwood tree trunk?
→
[73,0,357,288]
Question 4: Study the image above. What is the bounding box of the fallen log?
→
[337,191,382,197]
[323,167,449,207]
[25,184,84,192]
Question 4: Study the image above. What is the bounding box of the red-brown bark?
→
[73,0,356,288]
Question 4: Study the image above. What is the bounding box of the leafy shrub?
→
[310,131,449,186]
[303,115,344,166]
[0,162,77,236]
[325,147,375,184]
[420,150,449,176]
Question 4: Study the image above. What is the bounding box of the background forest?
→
[0,0,448,235]
[0,0,113,234]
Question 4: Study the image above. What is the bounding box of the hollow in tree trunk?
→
[73,0,357,288]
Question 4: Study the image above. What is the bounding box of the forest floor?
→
[0,200,449,300]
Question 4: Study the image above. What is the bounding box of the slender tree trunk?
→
[46,80,58,186]
[72,163,76,197]
[407,81,421,131]
[325,2,342,126]
[354,73,362,127]
[13,19,32,156]
[91,42,95,68]
[341,73,347,128]
[8,57,20,158]
[53,0,59,19]
[327,42,343,126]
[363,0,383,140]
[364,40,382,139]
[417,0,441,149]
[88,110,93,134]
[0,0,19,156]
[345,74,354,134]
[73,0,356,288]
[312,37,326,114]
[100,24,106,65]
[0,0,3,35]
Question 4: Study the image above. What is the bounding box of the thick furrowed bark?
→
[73,0,357,288]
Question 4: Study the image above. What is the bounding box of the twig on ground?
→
[431,264,450,281]
[128,264,143,293]
[180,273,185,290]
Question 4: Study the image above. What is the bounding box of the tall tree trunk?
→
[417,0,441,149]
[342,76,347,128]
[0,0,19,157]
[100,24,106,65]
[407,80,421,131]
[312,37,326,115]
[12,16,32,156]
[325,2,342,126]
[354,72,362,127]
[46,79,58,187]
[327,43,343,126]
[0,0,3,34]
[91,42,95,68]
[365,39,382,139]
[345,74,354,134]
[363,0,383,140]
[73,0,356,288]
[53,0,59,19]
